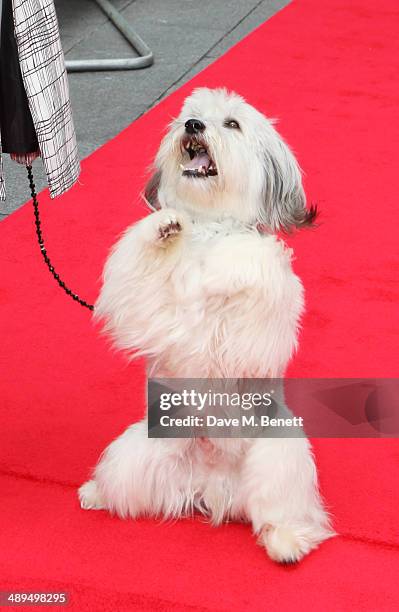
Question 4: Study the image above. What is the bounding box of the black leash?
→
[27,164,94,311]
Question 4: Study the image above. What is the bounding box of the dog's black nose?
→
[185,119,205,134]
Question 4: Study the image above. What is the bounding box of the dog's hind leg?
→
[78,419,194,519]
[79,479,105,510]
[241,437,335,563]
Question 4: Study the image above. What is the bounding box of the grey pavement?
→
[0,0,290,219]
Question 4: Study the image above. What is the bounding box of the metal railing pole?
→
[65,0,154,72]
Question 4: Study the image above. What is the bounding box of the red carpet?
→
[1,0,399,609]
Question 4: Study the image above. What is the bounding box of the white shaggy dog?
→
[79,88,334,563]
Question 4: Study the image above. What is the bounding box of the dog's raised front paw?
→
[78,479,105,511]
[141,208,186,246]
[158,215,182,242]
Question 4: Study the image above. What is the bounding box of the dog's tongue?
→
[184,152,211,172]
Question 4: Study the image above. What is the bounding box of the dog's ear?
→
[261,138,317,232]
[143,170,162,211]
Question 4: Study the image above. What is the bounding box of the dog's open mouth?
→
[180,135,218,178]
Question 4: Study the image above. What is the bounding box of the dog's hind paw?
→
[78,479,105,511]
[260,524,332,564]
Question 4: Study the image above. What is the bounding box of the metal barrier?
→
[65,0,154,72]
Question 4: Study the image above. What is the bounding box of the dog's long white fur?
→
[79,88,334,563]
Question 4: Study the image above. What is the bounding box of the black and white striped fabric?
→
[0,0,79,201]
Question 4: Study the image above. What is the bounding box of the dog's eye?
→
[224,119,240,130]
